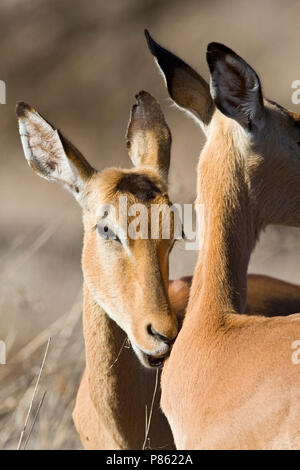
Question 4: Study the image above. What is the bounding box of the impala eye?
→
[97,224,121,243]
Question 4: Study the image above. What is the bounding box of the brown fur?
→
[73,285,173,449]
[17,79,300,449]
[169,275,300,322]
[74,273,300,449]
[17,93,178,449]
[147,35,300,449]
[161,112,300,449]
[72,264,300,449]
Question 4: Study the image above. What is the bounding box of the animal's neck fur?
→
[188,121,258,332]
[82,283,173,449]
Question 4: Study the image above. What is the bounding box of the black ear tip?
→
[207,41,224,50]
[144,29,159,55]
[16,101,30,117]
[135,89,150,101]
[207,42,237,60]
[207,42,235,71]
[207,42,225,56]
[135,90,157,108]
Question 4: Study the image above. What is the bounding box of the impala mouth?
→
[142,350,170,369]
[147,354,167,368]
[132,344,170,369]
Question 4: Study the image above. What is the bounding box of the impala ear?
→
[126,91,171,183]
[206,43,264,130]
[16,102,96,203]
[145,30,214,132]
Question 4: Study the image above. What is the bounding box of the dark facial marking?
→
[116,173,162,203]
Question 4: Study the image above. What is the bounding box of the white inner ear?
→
[18,110,84,197]
[129,131,143,167]
[129,130,158,169]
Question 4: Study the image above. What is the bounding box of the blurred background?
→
[1,0,300,449]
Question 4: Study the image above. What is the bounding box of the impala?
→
[146,31,300,449]
[17,81,300,450]
[171,275,300,319]
[16,92,179,449]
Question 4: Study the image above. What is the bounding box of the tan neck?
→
[189,124,258,331]
[82,283,173,449]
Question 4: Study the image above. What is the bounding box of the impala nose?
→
[147,324,176,345]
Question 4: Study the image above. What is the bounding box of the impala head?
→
[146,31,300,229]
[16,91,178,368]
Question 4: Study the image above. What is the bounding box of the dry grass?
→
[0,302,84,450]
[0,209,85,449]
[143,368,159,450]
